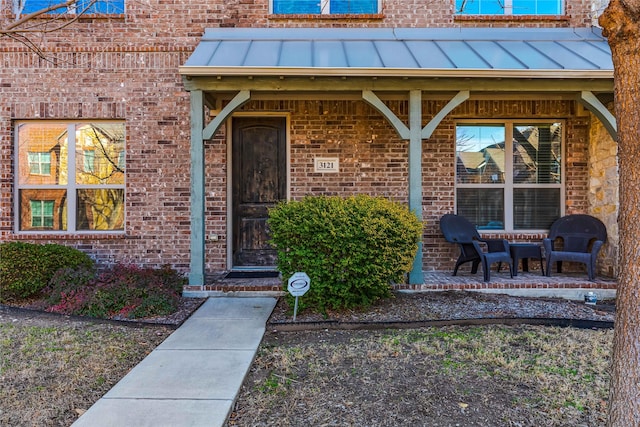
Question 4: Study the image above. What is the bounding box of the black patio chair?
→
[543,214,607,281]
[439,214,513,282]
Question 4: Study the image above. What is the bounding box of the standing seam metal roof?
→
[181,27,613,76]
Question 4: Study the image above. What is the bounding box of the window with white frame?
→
[28,152,51,176]
[455,121,563,231]
[16,122,125,233]
[30,200,55,229]
[272,0,379,14]
[16,0,124,16]
[455,0,563,15]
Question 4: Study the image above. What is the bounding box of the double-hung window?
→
[455,121,563,231]
[455,0,563,15]
[15,121,126,233]
[272,0,379,14]
[17,0,124,15]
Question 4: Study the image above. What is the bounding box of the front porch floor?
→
[186,270,617,301]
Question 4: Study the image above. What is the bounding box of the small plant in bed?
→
[44,264,186,319]
[268,195,423,314]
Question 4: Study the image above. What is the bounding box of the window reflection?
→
[456,125,505,184]
[17,122,125,233]
[513,124,561,184]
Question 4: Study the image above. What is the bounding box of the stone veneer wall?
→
[589,108,619,277]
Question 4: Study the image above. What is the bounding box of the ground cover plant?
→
[43,264,186,319]
[0,243,186,320]
[231,325,612,426]
[268,195,423,313]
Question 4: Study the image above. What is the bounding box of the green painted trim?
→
[580,91,617,140]
[183,76,613,93]
[189,90,206,287]
[422,90,470,138]
[408,90,424,285]
[362,90,410,139]
[203,90,251,140]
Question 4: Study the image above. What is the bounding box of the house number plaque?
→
[314,157,339,173]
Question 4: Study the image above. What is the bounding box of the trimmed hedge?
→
[268,195,423,313]
[0,242,95,303]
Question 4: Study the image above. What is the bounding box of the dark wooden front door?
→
[232,117,287,267]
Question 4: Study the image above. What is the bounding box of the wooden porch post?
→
[189,90,206,287]
[408,90,424,285]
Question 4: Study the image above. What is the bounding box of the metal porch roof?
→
[180,27,613,79]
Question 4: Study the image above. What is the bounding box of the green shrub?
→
[0,242,94,303]
[45,264,186,319]
[268,195,423,313]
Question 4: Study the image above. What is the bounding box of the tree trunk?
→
[600,1,640,425]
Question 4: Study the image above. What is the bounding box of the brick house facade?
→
[0,0,617,293]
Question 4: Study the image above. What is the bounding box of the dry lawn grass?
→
[232,325,612,426]
[0,312,172,426]
[1,292,614,427]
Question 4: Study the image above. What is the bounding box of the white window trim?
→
[14,0,126,16]
[14,121,126,235]
[454,119,566,233]
[270,0,381,14]
[457,0,564,15]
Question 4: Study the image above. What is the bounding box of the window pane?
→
[20,0,124,14]
[20,190,67,231]
[18,123,68,185]
[78,0,124,13]
[20,0,66,14]
[457,188,505,230]
[513,123,561,184]
[83,150,96,173]
[513,0,561,14]
[76,123,125,185]
[27,152,51,175]
[455,0,505,14]
[456,125,505,184]
[30,200,55,228]
[272,0,320,13]
[513,188,561,229]
[76,189,125,231]
[331,0,377,13]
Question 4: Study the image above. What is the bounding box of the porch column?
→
[408,90,424,285]
[189,90,206,286]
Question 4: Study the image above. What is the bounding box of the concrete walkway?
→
[72,297,277,427]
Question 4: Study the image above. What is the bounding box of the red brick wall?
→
[1,52,193,270]
[225,98,590,273]
[0,0,600,276]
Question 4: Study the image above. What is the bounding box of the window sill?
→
[12,232,132,241]
[454,14,570,22]
[270,13,384,20]
[10,13,125,21]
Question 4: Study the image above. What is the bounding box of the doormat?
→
[225,271,280,279]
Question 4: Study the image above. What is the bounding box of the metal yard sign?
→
[287,272,310,321]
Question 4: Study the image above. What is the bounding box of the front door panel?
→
[232,117,286,267]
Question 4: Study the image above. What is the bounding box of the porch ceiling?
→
[180,27,613,92]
